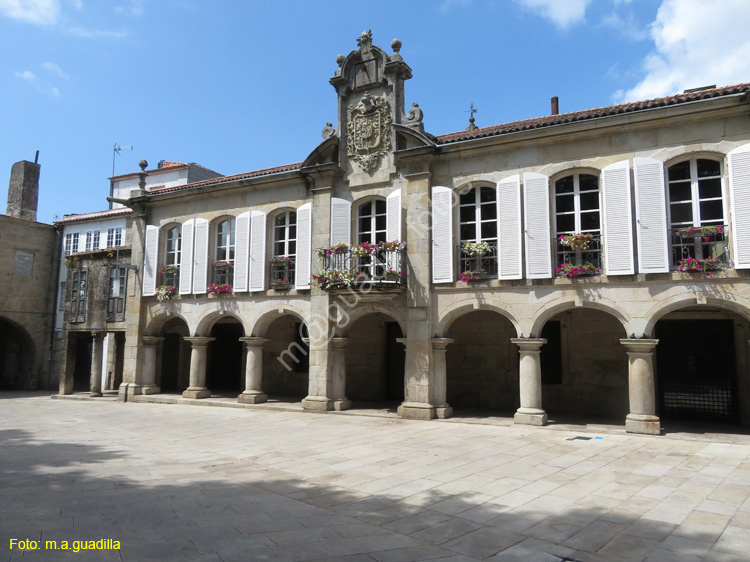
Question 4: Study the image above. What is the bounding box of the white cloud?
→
[42,61,68,79]
[114,0,144,17]
[15,68,60,96]
[618,0,750,102]
[513,0,592,30]
[67,25,127,38]
[0,0,60,25]
[15,69,37,82]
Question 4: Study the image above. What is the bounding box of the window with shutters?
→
[213,218,235,286]
[357,199,387,244]
[106,266,127,322]
[161,225,181,286]
[458,187,498,278]
[553,173,602,272]
[271,211,296,289]
[69,269,87,323]
[667,158,729,268]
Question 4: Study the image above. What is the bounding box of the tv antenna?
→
[112,143,133,176]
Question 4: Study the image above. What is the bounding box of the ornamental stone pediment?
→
[347,92,392,174]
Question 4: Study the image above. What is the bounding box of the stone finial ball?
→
[391,38,402,52]
[336,54,345,67]
[139,159,148,171]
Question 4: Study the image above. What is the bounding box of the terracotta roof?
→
[436,83,750,145]
[149,162,303,195]
[109,161,220,180]
[55,208,132,225]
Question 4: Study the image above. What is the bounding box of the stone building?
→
[0,160,58,390]
[85,31,750,435]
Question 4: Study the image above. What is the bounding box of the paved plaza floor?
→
[2,393,750,561]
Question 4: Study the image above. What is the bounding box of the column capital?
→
[184,337,215,347]
[142,336,164,346]
[91,330,106,341]
[330,337,348,349]
[511,338,547,352]
[239,336,269,348]
[430,338,454,351]
[620,338,658,354]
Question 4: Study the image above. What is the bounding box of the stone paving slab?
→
[3,392,750,561]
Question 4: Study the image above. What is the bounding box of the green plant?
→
[556,262,600,278]
[154,286,177,302]
[558,233,593,251]
[461,241,491,257]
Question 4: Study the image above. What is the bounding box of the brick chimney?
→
[6,160,40,221]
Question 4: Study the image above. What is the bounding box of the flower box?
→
[384,271,402,282]
[556,262,600,278]
[155,286,177,302]
[207,283,233,295]
[460,269,487,282]
[213,261,233,270]
[272,280,291,290]
[558,233,593,251]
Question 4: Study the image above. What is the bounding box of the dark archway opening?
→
[263,316,309,400]
[0,318,34,390]
[207,319,244,394]
[72,333,93,392]
[158,318,189,393]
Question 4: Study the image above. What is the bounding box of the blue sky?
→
[2,0,750,224]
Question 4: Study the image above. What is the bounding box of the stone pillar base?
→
[626,414,661,435]
[118,383,141,401]
[183,387,211,399]
[302,396,333,412]
[398,402,436,420]
[435,405,453,419]
[90,391,103,398]
[514,407,548,426]
[238,391,267,404]
[140,385,161,395]
[333,399,351,411]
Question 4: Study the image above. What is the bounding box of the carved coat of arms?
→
[347,92,391,173]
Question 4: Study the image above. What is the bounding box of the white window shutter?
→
[179,219,194,294]
[386,188,402,241]
[249,210,266,292]
[233,211,251,292]
[523,172,552,279]
[330,197,351,246]
[729,143,750,269]
[497,175,522,280]
[432,185,454,283]
[634,157,669,273]
[192,218,209,294]
[602,160,635,275]
[142,225,159,296]
[296,203,312,289]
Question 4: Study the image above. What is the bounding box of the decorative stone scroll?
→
[346,91,392,173]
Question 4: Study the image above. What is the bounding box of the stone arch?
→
[250,304,308,338]
[0,316,36,390]
[663,150,726,170]
[643,294,750,337]
[436,299,521,338]
[549,166,602,186]
[196,311,248,337]
[529,297,631,338]
[145,312,192,337]
[335,302,407,338]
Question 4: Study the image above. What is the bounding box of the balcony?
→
[458,243,498,280]
[555,233,602,277]
[316,244,405,290]
[269,257,295,290]
[670,225,730,271]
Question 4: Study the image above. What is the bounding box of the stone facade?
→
[109,32,750,435]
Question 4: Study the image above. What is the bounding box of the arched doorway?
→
[0,318,34,390]
[159,318,190,393]
[654,307,748,425]
[206,317,244,394]
[263,315,309,399]
[446,311,517,414]
[345,313,405,406]
[539,308,628,421]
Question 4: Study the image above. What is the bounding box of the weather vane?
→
[112,143,133,177]
[465,103,478,131]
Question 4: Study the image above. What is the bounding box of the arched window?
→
[357,199,387,244]
[667,158,727,264]
[214,218,235,285]
[458,186,497,277]
[272,211,296,287]
[553,173,601,269]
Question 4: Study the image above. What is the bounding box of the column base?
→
[89,391,103,397]
[183,387,211,399]
[514,407,548,426]
[626,414,661,435]
[140,385,161,395]
[238,391,267,404]
[398,402,436,420]
[302,396,333,412]
[118,383,141,401]
[435,405,453,419]
[333,399,351,411]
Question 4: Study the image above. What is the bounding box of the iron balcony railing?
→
[320,246,405,287]
[269,257,295,290]
[555,233,603,274]
[670,225,730,270]
[458,243,498,279]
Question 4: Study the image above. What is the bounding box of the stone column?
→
[621,338,661,435]
[330,337,351,411]
[90,331,105,397]
[430,338,454,419]
[238,337,269,404]
[183,337,214,399]
[512,338,548,426]
[140,336,163,395]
